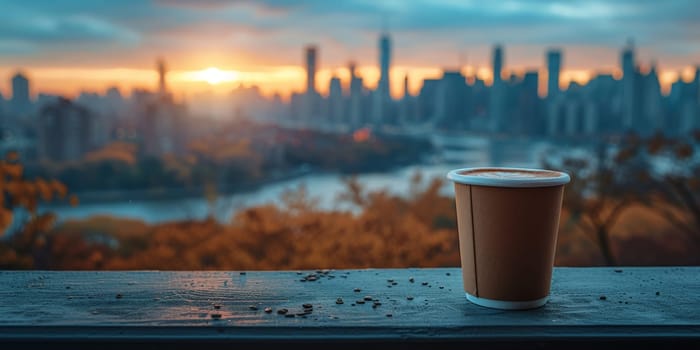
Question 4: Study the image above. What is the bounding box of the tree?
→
[623,132,700,251]
[545,136,651,266]
[0,152,75,268]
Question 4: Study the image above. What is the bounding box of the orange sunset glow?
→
[1,64,692,101]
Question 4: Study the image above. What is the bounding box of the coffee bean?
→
[439,286,444,289]
[421,282,428,286]
[303,303,313,309]
[264,307,273,313]
[277,308,288,315]
[446,272,451,276]
[392,282,398,285]
[336,298,344,304]
[307,276,318,282]
[599,295,607,300]
[406,296,414,301]
[356,300,365,304]
[296,271,303,275]
[364,296,373,301]
[240,272,246,275]
[248,305,258,310]
[614,269,623,273]
[300,278,307,282]
[655,291,660,296]
[386,313,393,317]
[409,277,414,283]
[353,288,361,292]
[387,279,394,283]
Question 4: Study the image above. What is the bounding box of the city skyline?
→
[0,0,699,99]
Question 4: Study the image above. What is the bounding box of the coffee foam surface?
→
[447,167,570,188]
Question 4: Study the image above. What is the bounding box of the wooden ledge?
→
[0,267,698,349]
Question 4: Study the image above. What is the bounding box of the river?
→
[46,136,578,223]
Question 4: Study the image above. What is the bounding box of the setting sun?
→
[191,67,239,85]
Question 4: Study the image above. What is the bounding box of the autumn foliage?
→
[0,151,77,268]
[1,132,700,270]
[23,176,460,270]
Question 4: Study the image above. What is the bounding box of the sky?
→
[0,0,699,100]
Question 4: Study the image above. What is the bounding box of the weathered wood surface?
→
[0,267,698,348]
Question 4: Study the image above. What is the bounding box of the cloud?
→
[0,15,139,44]
[0,0,697,71]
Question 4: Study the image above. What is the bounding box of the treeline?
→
[1,132,699,269]
[25,126,431,194]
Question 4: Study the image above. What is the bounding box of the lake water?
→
[47,136,570,223]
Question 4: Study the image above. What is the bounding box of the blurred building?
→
[489,45,506,132]
[620,39,639,132]
[302,45,320,125]
[131,59,187,156]
[547,49,561,99]
[398,73,416,125]
[37,98,95,162]
[136,92,186,156]
[418,78,440,124]
[11,72,31,117]
[348,61,364,127]
[0,91,5,120]
[515,71,540,135]
[375,31,392,126]
[432,70,469,129]
[328,75,343,125]
[641,62,664,133]
[157,58,167,96]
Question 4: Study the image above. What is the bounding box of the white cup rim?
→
[447,167,571,188]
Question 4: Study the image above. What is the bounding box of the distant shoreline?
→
[42,156,429,208]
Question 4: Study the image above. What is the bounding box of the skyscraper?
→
[643,61,664,132]
[519,71,540,134]
[547,49,561,99]
[399,73,412,125]
[305,45,317,94]
[621,39,637,131]
[403,74,409,98]
[493,45,503,85]
[38,98,94,162]
[489,45,506,132]
[157,58,167,95]
[328,75,343,125]
[378,32,391,101]
[11,72,30,116]
[348,61,363,127]
[372,30,392,126]
[433,70,469,129]
[302,45,319,125]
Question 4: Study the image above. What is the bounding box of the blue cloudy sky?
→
[0,0,698,96]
